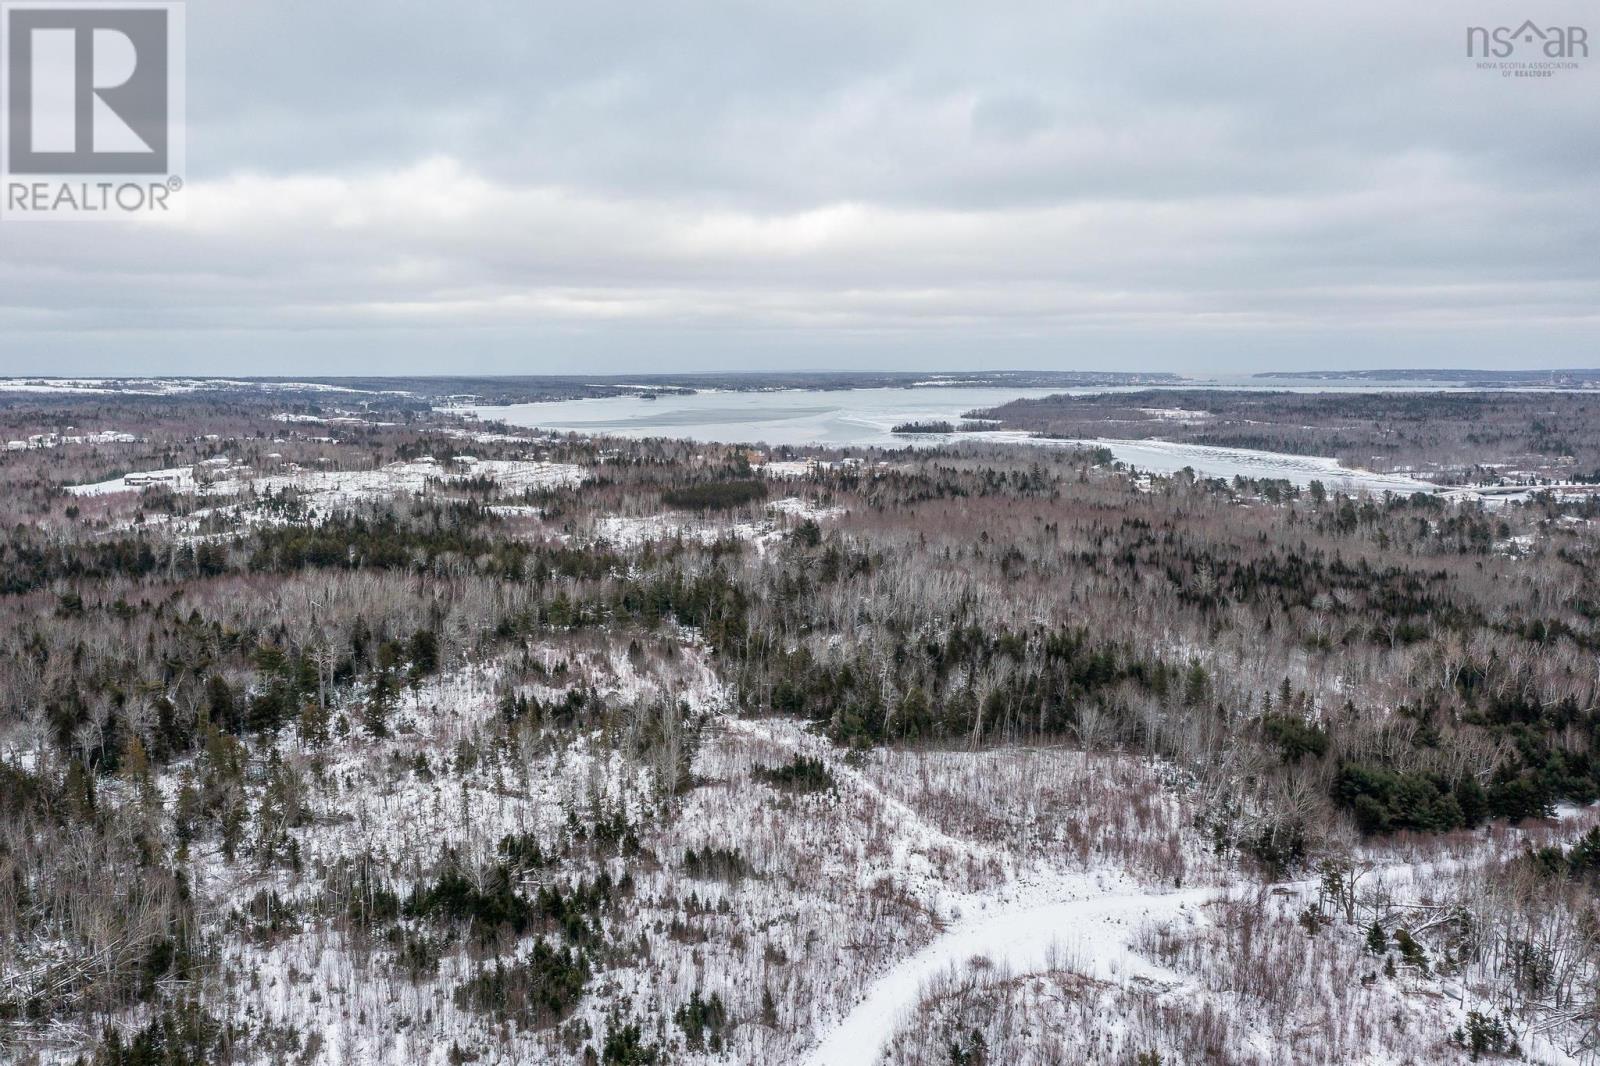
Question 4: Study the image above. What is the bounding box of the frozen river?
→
[470,386,1064,449]
[469,386,1438,494]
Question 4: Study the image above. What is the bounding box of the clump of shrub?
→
[498,831,549,871]
[674,989,728,1052]
[1240,819,1306,878]
[790,518,822,547]
[454,940,590,1029]
[1526,825,1600,882]
[1452,1010,1518,1060]
[1332,764,1483,835]
[948,1028,989,1065]
[682,846,751,882]
[232,889,300,944]
[754,755,836,793]
[406,864,532,939]
[80,999,228,1066]
[406,859,618,944]
[391,928,444,979]
[1393,928,1430,976]
[597,1017,660,1064]
[1261,714,1329,763]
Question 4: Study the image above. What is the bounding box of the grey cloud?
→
[0,0,1596,375]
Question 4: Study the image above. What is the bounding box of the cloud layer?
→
[2,0,1596,375]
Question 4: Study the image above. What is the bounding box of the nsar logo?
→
[1467,20,1588,58]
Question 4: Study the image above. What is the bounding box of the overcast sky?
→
[2,0,1596,377]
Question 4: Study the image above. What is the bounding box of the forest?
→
[974,389,1600,484]
[2,387,1600,1064]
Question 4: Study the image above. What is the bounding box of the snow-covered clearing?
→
[438,426,563,445]
[154,635,732,1065]
[25,650,1590,1065]
[784,726,1598,1065]
[817,858,1584,1066]
[68,466,197,495]
[205,457,587,503]
[0,377,408,396]
[755,460,817,478]
[724,720,1215,1066]
[806,882,1216,1066]
[5,429,139,451]
[67,456,588,509]
[767,496,846,520]
[587,497,845,550]
[269,413,396,427]
[720,715,1234,1065]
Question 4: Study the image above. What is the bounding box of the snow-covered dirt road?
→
[723,713,1235,1062]
[723,714,1225,1066]
[802,882,1218,1066]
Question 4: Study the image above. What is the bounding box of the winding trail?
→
[724,716,1230,1066]
[802,883,1219,1066]
[731,715,1584,1065]
[722,715,987,864]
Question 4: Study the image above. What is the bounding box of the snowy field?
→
[68,456,586,500]
[586,498,846,551]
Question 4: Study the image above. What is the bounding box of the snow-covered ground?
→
[4,429,139,451]
[0,377,410,396]
[807,881,1215,1066]
[160,636,733,1066]
[204,457,587,502]
[67,456,588,506]
[825,855,1587,1066]
[586,497,845,550]
[755,460,818,478]
[68,465,197,495]
[590,512,758,549]
[18,631,1596,1065]
[67,638,1216,1066]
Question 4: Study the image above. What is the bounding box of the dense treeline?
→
[975,390,1600,483]
[661,480,768,511]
